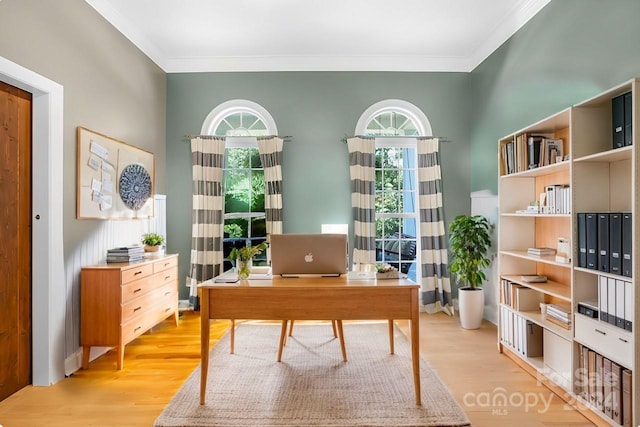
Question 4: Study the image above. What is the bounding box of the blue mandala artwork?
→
[119,163,152,210]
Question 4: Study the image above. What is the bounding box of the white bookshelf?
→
[497,79,639,426]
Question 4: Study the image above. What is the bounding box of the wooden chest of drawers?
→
[81,254,179,369]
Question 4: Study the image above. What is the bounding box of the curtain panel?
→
[257,137,284,236]
[347,137,376,269]
[417,138,453,315]
[188,137,226,309]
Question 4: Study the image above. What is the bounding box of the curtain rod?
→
[184,134,292,142]
[341,135,452,143]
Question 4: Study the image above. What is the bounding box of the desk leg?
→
[200,289,210,405]
[277,320,288,362]
[336,320,347,362]
[230,319,235,354]
[388,319,395,354]
[410,290,421,405]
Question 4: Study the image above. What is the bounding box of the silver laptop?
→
[270,233,347,277]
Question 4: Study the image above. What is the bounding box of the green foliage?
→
[141,232,165,246]
[375,147,405,238]
[224,224,243,238]
[448,215,492,289]
[228,241,268,261]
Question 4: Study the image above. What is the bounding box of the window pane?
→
[224,170,251,213]
[216,121,232,136]
[251,217,267,238]
[249,148,262,168]
[227,148,249,169]
[400,191,417,213]
[224,218,248,239]
[385,170,399,190]
[250,170,265,212]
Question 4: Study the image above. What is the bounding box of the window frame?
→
[201,100,278,269]
[356,100,431,281]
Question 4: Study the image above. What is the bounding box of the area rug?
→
[154,322,471,427]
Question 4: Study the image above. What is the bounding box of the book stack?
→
[527,247,556,257]
[106,245,145,263]
[545,303,571,329]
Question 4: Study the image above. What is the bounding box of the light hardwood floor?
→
[0,311,598,427]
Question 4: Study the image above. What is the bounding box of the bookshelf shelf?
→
[497,78,639,426]
[499,160,569,178]
[516,308,573,341]
[501,213,571,218]
[502,275,571,301]
[500,250,572,268]
[573,145,632,163]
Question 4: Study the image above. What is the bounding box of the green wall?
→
[167,0,640,299]
[167,72,470,295]
[470,0,640,192]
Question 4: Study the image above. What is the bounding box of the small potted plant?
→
[142,232,165,252]
[448,215,492,329]
[228,242,268,280]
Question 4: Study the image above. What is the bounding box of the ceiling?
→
[86,0,550,73]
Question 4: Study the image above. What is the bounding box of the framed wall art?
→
[77,127,155,219]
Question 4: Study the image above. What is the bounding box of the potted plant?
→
[141,232,165,252]
[448,215,492,329]
[228,241,268,280]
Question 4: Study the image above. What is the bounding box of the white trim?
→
[0,56,66,385]
[164,54,474,73]
[355,100,432,137]
[86,0,550,73]
[200,99,277,136]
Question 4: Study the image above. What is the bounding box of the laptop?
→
[270,233,348,277]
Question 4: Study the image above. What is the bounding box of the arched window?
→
[355,100,431,283]
[355,99,431,137]
[201,99,278,137]
[201,100,278,269]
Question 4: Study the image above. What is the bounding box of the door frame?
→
[0,56,65,386]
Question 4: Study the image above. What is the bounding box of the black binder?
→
[586,213,598,270]
[612,94,625,149]
[527,135,543,169]
[597,213,609,272]
[609,213,622,275]
[624,91,632,146]
[622,213,632,277]
[578,213,587,268]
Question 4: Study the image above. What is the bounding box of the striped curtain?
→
[188,136,226,310]
[257,137,284,236]
[347,137,376,269]
[417,138,453,315]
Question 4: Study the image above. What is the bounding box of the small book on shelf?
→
[527,247,556,256]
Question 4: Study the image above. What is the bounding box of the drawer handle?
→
[164,291,171,296]
[164,262,170,267]
[134,270,143,276]
[134,326,142,332]
[133,306,142,312]
[618,337,628,343]
[594,328,606,335]
[133,288,142,293]
[164,307,171,312]
[165,275,171,280]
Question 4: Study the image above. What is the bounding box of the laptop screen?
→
[270,233,347,276]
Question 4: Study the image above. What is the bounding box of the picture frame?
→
[76,127,155,219]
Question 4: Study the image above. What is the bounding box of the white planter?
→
[458,287,484,330]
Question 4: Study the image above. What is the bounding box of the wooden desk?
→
[199,276,421,405]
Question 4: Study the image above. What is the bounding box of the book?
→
[545,315,571,329]
[520,275,547,283]
[527,247,556,256]
[514,287,543,311]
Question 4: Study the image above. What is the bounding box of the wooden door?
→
[0,81,32,401]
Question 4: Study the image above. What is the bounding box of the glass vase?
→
[236,259,252,280]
